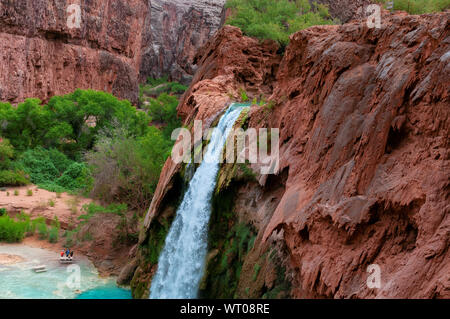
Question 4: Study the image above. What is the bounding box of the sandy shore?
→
[0,185,94,228]
[0,253,26,265]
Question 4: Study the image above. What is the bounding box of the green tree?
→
[0,138,14,170]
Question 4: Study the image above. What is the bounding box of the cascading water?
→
[150,103,246,299]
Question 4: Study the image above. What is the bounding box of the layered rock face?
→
[0,0,148,104]
[131,11,449,298]
[0,0,227,104]
[260,11,449,298]
[314,0,374,22]
[139,0,226,84]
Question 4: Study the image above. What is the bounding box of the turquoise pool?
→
[0,244,131,299]
[76,284,132,299]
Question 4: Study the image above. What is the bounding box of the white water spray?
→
[149,104,246,299]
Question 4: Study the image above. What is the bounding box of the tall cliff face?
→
[139,0,226,84]
[0,0,148,104]
[129,11,450,298]
[0,0,227,104]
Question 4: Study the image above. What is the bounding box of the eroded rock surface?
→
[314,0,374,22]
[0,0,227,104]
[132,11,450,299]
[139,0,226,84]
[0,0,148,104]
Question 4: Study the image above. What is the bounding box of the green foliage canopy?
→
[0,90,151,157]
[377,0,450,14]
[225,0,337,46]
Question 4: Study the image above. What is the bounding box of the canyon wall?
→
[139,0,226,84]
[129,11,449,298]
[0,0,148,104]
[0,0,226,104]
[314,0,374,22]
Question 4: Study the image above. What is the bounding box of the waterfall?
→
[149,103,246,299]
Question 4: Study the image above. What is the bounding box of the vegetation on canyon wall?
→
[0,79,186,247]
[225,0,337,46]
[377,0,450,14]
[0,83,184,211]
[225,0,449,48]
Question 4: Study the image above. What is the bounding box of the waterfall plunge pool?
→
[0,244,131,299]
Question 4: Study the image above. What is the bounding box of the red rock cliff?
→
[139,0,226,84]
[0,0,148,104]
[132,11,449,298]
[0,0,227,104]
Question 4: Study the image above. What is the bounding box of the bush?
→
[16,147,91,192]
[146,75,169,87]
[239,88,249,102]
[17,212,34,235]
[226,0,337,46]
[145,93,182,138]
[0,170,29,186]
[48,226,59,243]
[0,215,27,242]
[64,230,76,248]
[86,126,172,209]
[37,221,48,240]
[0,138,14,170]
[78,203,128,225]
[0,138,30,187]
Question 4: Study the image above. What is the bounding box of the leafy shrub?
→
[145,93,182,138]
[0,170,29,186]
[78,203,128,225]
[239,88,249,102]
[48,226,59,243]
[86,126,172,209]
[0,138,14,170]
[0,215,27,242]
[36,221,48,240]
[26,189,33,196]
[146,75,169,87]
[0,139,30,187]
[17,212,34,235]
[49,216,60,243]
[16,147,91,192]
[56,162,91,190]
[64,230,76,248]
[141,77,188,96]
[226,0,337,46]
